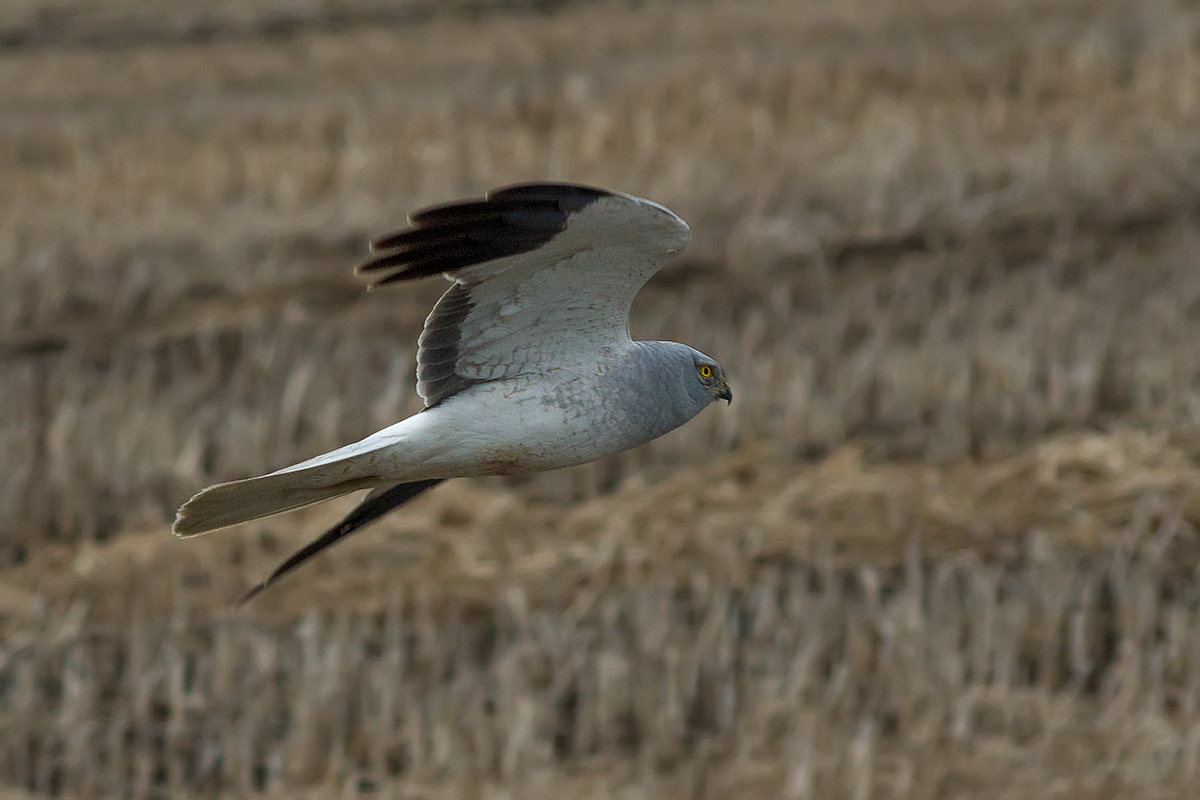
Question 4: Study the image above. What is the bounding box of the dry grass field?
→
[5,0,1200,796]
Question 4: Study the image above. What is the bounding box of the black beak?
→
[716,383,732,405]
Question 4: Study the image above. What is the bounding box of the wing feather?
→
[358,182,690,407]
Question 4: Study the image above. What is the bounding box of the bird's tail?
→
[169,417,429,534]
[173,415,431,538]
[172,469,379,537]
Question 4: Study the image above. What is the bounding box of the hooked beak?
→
[715,379,732,405]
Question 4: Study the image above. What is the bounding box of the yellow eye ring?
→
[698,364,713,380]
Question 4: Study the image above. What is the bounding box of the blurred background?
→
[4,0,1200,796]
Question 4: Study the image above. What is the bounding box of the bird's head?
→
[692,353,732,405]
[632,342,732,437]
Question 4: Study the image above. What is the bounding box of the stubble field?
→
[4,0,1200,796]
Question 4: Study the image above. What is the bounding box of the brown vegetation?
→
[4,0,1200,796]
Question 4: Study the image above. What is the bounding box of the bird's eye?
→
[698,364,713,380]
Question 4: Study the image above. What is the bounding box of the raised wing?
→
[357,183,690,407]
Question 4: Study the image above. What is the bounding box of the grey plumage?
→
[173,182,731,602]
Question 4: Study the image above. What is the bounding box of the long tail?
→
[172,469,380,537]
[236,479,444,606]
[172,425,420,537]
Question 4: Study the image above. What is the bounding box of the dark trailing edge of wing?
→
[236,478,444,607]
[356,183,612,287]
[415,282,480,407]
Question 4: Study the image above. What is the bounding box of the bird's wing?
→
[357,183,690,407]
[234,479,443,606]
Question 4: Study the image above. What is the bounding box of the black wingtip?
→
[356,183,616,287]
[235,579,270,609]
[233,479,445,609]
[486,182,613,212]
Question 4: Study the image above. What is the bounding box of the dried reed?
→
[5,0,1200,795]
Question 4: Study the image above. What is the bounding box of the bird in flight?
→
[173,183,732,603]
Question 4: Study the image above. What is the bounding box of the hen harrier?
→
[174,183,731,602]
